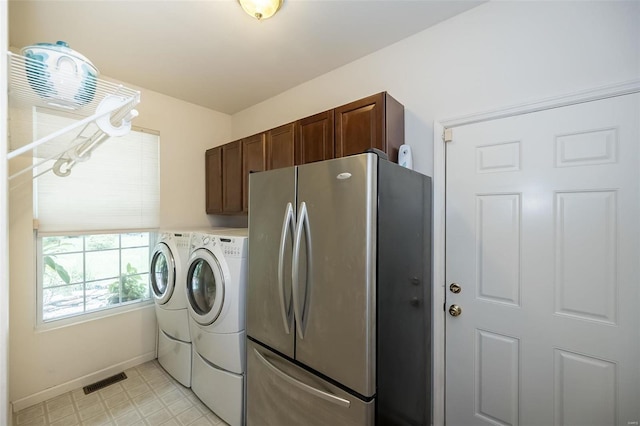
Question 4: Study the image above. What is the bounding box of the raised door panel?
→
[267,123,295,170]
[334,92,404,162]
[296,110,334,165]
[205,146,222,214]
[335,93,384,159]
[243,133,266,212]
[222,140,243,214]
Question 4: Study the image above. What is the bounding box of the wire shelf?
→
[7,51,141,181]
[8,51,139,115]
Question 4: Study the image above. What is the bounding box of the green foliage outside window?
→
[43,237,71,284]
[108,263,148,304]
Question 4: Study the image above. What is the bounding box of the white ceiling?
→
[9,0,483,115]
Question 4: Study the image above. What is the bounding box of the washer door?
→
[186,248,226,326]
[150,242,175,304]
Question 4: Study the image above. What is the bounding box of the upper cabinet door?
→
[243,133,267,213]
[222,140,243,213]
[267,123,296,170]
[296,110,334,165]
[334,92,404,163]
[335,93,384,159]
[205,146,222,214]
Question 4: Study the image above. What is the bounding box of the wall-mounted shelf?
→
[7,51,141,181]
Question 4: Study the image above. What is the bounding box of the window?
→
[38,232,154,322]
[33,108,160,325]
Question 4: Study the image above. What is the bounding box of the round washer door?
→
[186,248,225,325]
[150,242,175,304]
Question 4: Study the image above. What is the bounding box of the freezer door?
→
[247,340,374,426]
[247,167,296,358]
[293,153,377,397]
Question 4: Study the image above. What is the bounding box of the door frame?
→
[1,1,9,423]
[431,78,640,426]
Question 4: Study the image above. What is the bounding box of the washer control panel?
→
[158,232,191,254]
[173,234,191,251]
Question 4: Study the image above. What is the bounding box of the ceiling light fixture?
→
[238,0,283,21]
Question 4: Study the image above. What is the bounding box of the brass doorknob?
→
[449,304,462,317]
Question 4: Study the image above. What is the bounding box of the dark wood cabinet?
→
[334,92,404,162]
[222,140,243,214]
[206,92,404,215]
[296,110,334,165]
[242,133,267,213]
[267,123,296,170]
[205,146,223,214]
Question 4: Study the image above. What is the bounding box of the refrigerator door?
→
[247,341,374,426]
[293,153,377,397]
[247,167,296,358]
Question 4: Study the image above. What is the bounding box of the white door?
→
[445,93,640,426]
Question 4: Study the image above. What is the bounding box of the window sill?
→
[35,299,155,333]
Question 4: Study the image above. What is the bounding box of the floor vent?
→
[82,372,127,395]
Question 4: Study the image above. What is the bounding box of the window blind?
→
[34,109,160,233]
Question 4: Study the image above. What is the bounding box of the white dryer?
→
[185,228,248,426]
[150,231,192,387]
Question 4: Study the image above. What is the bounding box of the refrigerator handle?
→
[292,201,311,339]
[277,202,295,335]
[253,347,351,408]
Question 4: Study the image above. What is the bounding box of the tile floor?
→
[13,360,230,426]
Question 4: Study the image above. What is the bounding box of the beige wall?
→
[128,85,232,228]
[231,1,640,177]
[8,82,232,407]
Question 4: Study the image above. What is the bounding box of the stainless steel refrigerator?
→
[247,152,431,425]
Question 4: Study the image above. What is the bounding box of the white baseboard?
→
[11,351,156,412]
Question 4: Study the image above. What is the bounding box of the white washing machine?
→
[150,231,192,387]
[185,228,248,426]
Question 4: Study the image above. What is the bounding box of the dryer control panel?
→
[219,237,248,258]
